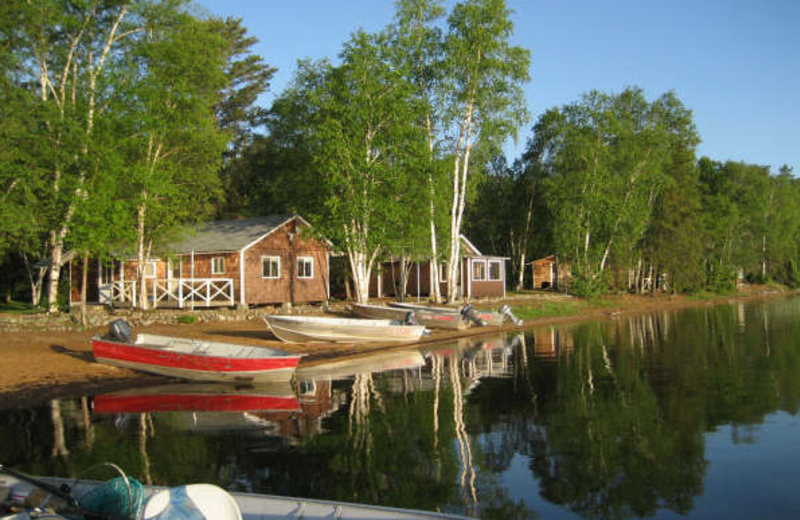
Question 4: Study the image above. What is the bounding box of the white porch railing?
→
[103,278,234,309]
[101,281,137,306]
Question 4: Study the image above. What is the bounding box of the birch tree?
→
[391,0,450,302]
[440,0,529,302]
[545,89,697,295]
[284,31,427,303]
[11,0,144,312]
[121,10,228,309]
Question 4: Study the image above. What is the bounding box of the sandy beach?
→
[0,288,793,409]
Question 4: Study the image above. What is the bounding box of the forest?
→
[1,0,797,311]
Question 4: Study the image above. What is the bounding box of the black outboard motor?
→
[460,304,487,327]
[108,318,132,343]
[499,304,523,326]
[403,311,418,326]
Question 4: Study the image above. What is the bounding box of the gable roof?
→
[167,215,303,254]
[460,235,483,256]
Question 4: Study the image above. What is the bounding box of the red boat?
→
[93,383,299,414]
[92,320,302,383]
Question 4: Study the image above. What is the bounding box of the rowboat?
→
[350,302,468,330]
[264,315,428,343]
[92,382,299,414]
[92,320,302,383]
[0,472,472,520]
[389,302,522,327]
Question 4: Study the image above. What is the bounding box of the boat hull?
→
[91,337,301,383]
[389,302,505,327]
[264,315,427,343]
[351,303,468,330]
[3,478,472,520]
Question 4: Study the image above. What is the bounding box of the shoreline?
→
[0,286,795,409]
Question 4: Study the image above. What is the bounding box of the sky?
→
[197,0,800,173]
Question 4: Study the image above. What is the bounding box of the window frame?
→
[471,259,487,281]
[488,260,503,281]
[211,256,225,275]
[262,256,281,279]
[297,256,314,279]
[144,261,157,279]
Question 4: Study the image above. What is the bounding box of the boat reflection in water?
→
[93,382,300,414]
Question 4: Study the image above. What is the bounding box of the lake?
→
[2,297,799,520]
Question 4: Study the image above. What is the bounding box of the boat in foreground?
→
[351,303,469,330]
[1,472,471,520]
[92,320,302,383]
[264,315,428,343]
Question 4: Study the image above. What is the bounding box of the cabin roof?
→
[167,214,304,254]
[460,235,482,256]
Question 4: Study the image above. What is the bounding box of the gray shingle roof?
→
[166,215,298,254]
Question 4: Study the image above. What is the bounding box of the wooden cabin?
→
[70,215,331,309]
[528,255,570,291]
[370,235,508,300]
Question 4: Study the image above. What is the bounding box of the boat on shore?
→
[0,472,471,520]
[264,315,428,343]
[350,302,469,330]
[389,302,521,327]
[92,320,302,383]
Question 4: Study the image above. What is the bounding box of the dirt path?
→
[0,288,793,409]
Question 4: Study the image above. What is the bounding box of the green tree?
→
[440,0,530,302]
[280,31,428,303]
[120,9,228,308]
[544,89,697,296]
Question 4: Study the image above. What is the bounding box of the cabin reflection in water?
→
[532,325,574,361]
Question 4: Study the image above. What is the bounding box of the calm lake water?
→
[2,297,800,520]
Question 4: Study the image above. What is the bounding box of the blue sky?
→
[197,0,799,173]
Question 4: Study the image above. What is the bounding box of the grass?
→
[0,301,42,314]
[177,314,198,324]
[512,300,583,320]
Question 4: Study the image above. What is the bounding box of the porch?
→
[100,278,235,309]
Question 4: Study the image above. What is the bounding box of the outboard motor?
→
[108,318,132,343]
[460,304,487,327]
[499,304,523,326]
[403,311,418,325]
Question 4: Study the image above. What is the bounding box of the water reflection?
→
[2,299,800,519]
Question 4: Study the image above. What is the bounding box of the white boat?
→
[351,303,469,330]
[0,473,471,520]
[264,315,428,344]
[389,302,522,327]
[92,320,302,383]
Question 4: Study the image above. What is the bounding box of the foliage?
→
[177,314,197,324]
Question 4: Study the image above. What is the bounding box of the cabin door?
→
[167,259,181,297]
[98,261,114,305]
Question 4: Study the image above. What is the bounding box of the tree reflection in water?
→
[2,299,800,520]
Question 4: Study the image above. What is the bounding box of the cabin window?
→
[144,261,157,278]
[472,259,486,281]
[262,256,280,279]
[169,260,181,279]
[489,260,502,281]
[211,257,225,275]
[298,256,314,278]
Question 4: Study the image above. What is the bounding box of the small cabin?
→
[70,215,331,308]
[528,255,569,291]
[370,235,508,300]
